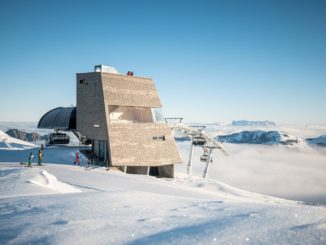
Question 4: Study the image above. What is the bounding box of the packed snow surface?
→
[0,122,326,244]
[0,167,80,198]
[28,169,81,193]
[0,163,326,245]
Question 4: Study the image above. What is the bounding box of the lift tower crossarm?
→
[165,118,228,178]
[168,122,228,156]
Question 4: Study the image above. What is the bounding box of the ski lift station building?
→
[38,65,182,177]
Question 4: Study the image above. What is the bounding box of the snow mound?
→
[0,130,35,150]
[306,135,326,146]
[28,170,81,193]
[217,130,305,145]
[175,174,292,204]
[231,120,276,127]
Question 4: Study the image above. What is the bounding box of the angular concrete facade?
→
[76,68,181,177]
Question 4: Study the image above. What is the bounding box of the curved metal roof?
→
[38,107,76,130]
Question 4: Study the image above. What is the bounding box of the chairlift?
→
[200,154,213,163]
[166,117,227,178]
[193,136,206,146]
[46,132,70,145]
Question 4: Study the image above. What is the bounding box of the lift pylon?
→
[166,118,228,179]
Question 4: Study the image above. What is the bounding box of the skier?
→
[27,152,34,167]
[74,151,80,165]
[37,148,43,166]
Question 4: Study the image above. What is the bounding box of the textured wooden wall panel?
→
[109,123,182,166]
[76,72,109,140]
[76,71,182,170]
[101,73,161,107]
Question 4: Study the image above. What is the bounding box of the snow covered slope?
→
[306,135,326,146]
[0,130,35,150]
[217,130,306,146]
[0,167,80,198]
[28,169,81,193]
[0,122,325,244]
[0,163,325,245]
[6,128,43,142]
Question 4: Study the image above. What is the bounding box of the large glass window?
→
[109,106,153,123]
[152,108,165,123]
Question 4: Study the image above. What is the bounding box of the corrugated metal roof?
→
[38,107,76,130]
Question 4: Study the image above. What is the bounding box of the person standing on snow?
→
[74,151,80,165]
[37,148,43,166]
[27,152,34,167]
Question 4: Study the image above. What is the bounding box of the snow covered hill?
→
[5,128,44,142]
[216,130,306,146]
[1,163,326,245]
[306,135,326,146]
[0,130,35,150]
[231,120,276,127]
[0,167,80,198]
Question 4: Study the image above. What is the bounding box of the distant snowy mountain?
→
[217,130,304,145]
[231,120,276,127]
[174,136,191,142]
[6,128,44,142]
[0,130,35,150]
[306,135,326,146]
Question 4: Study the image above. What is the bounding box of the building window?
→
[152,108,165,123]
[79,79,88,85]
[109,106,153,123]
[152,135,166,141]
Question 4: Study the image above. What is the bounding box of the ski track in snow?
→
[0,168,20,191]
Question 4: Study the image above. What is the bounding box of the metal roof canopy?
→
[38,107,76,130]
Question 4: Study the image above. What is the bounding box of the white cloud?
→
[176,142,326,204]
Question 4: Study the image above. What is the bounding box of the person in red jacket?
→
[74,151,80,165]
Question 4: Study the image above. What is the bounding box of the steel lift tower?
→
[166,118,228,179]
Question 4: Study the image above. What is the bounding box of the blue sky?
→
[0,0,325,124]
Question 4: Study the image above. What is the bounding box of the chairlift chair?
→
[192,136,206,146]
[46,132,70,146]
[200,154,213,163]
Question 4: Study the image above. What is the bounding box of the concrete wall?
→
[125,165,174,178]
[126,166,149,175]
[76,72,109,141]
[157,165,174,178]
